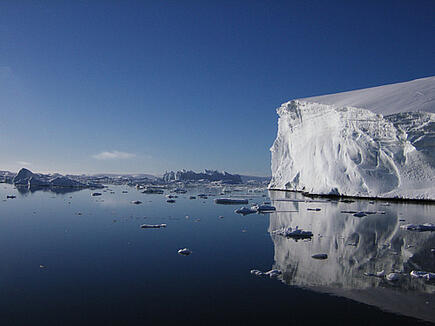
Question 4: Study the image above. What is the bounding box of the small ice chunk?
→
[234,206,257,215]
[178,248,192,256]
[364,270,385,277]
[250,269,264,276]
[166,199,176,203]
[265,269,282,278]
[92,192,102,196]
[424,273,435,281]
[140,224,167,229]
[252,204,276,212]
[376,270,386,277]
[131,200,142,204]
[386,273,400,281]
[214,198,249,204]
[410,270,435,280]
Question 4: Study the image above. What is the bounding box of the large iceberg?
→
[269,76,435,200]
[12,168,99,189]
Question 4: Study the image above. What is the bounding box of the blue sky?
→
[0,0,434,176]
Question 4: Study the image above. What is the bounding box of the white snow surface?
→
[301,76,435,115]
[270,77,435,200]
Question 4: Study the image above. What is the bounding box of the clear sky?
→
[0,0,434,176]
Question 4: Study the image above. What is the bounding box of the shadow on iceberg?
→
[268,190,435,323]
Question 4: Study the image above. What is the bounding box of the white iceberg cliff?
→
[269,76,435,200]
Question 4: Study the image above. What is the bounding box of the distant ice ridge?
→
[13,168,102,189]
[269,77,435,200]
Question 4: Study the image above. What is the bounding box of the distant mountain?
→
[12,168,103,189]
[163,169,242,184]
[92,173,156,179]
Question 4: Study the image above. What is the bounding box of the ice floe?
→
[140,224,167,229]
[214,198,248,205]
[178,248,192,256]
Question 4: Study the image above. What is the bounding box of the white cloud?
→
[93,151,136,160]
[17,161,31,166]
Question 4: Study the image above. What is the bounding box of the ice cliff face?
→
[269,77,435,200]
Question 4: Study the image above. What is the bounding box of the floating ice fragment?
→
[250,269,264,276]
[142,187,164,194]
[166,199,176,203]
[131,200,142,205]
[214,198,248,205]
[234,206,257,215]
[410,270,435,280]
[140,224,167,229]
[92,192,102,196]
[252,204,276,212]
[265,269,282,278]
[364,270,385,278]
[178,248,192,256]
[386,273,400,281]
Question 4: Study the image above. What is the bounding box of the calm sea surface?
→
[0,183,433,325]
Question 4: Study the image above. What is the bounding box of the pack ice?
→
[269,76,435,200]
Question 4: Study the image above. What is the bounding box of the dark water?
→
[0,184,433,325]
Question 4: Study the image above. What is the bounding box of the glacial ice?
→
[269,76,435,200]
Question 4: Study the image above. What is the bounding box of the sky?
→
[0,0,434,176]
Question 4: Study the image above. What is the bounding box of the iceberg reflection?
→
[268,190,435,323]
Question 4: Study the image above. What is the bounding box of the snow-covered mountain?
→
[269,77,435,200]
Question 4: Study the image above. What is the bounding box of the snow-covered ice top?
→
[301,76,435,115]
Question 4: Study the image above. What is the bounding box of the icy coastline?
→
[269,77,435,200]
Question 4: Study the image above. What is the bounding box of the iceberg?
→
[12,168,97,190]
[214,198,249,205]
[269,76,435,200]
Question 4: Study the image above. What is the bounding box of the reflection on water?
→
[0,183,433,325]
[15,185,84,195]
[269,190,435,323]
